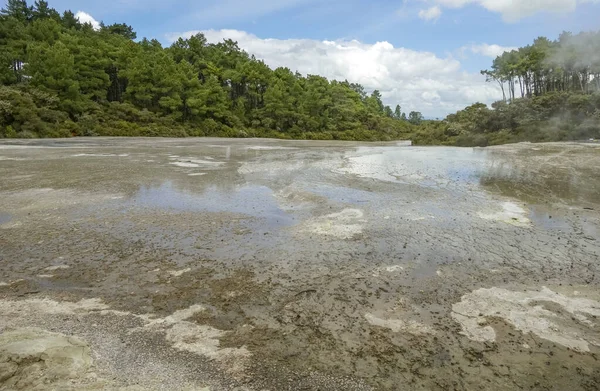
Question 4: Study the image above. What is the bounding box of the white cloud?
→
[418,6,442,21]
[467,43,518,58]
[166,29,502,117]
[430,0,597,22]
[75,11,100,30]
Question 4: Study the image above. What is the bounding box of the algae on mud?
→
[0,138,599,390]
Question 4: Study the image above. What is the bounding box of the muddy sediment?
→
[1,138,599,390]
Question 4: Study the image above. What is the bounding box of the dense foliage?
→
[481,32,600,102]
[413,93,600,147]
[0,0,418,140]
[1,1,598,145]
[425,32,600,146]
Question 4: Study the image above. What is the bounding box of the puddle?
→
[338,147,494,188]
[478,148,600,206]
[0,213,12,225]
[72,153,129,157]
[125,182,294,228]
[528,205,573,231]
[309,184,374,204]
[169,157,224,169]
[245,146,298,151]
[337,145,600,212]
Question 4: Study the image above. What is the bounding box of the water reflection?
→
[125,182,294,228]
[528,205,573,231]
[343,145,599,207]
[0,212,11,225]
[479,151,600,206]
[344,146,498,188]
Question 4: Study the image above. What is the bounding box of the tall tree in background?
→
[26,40,82,114]
[366,90,384,114]
[31,1,59,20]
[0,0,420,140]
[384,105,393,118]
[1,0,31,22]
[101,23,137,40]
[408,111,423,125]
[483,30,600,100]
[394,105,402,120]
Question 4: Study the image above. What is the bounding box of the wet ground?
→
[1,138,599,390]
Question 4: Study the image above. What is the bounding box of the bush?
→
[304,131,333,140]
[3,125,17,138]
[454,133,489,147]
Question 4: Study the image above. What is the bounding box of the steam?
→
[546,31,600,79]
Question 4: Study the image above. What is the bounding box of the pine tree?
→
[394,105,402,119]
[1,0,31,22]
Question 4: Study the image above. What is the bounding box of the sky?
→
[10,0,600,117]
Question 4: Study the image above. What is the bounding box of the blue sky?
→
[8,0,600,117]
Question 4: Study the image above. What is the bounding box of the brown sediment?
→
[0,138,599,390]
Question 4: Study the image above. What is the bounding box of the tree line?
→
[400,31,600,147]
[1,0,598,146]
[481,32,600,102]
[0,0,425,140]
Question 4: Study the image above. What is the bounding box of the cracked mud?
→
[1,138,599,390]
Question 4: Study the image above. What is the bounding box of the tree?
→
[26,41,82,115]
[263,78,294,130]
[384,105,393,118]
[0,14,28,83]
[366,90,384,114]
[61,10,79,29]
[349,82,367,100]
[31,1,58,20]
[329,80,364,131]
[394,104,402,119]
[102,23,136,40]
[123,47,181,113]
[176,60,204,121]
[61,32,110,103]
[301,75,332,131]
[1,0,31,22]
[408,111,423,125]
[2,0,506,142]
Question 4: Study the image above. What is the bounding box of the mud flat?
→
[1,138,599,390]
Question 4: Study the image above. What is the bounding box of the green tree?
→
[408,111,423,125]
[394,105,402,119]
[1,0,31,22]
[384,105,393,118]
[31,1,58,20]
[0,15,28,83]
[366,90,384,114]
[61,10,79,29]
[102,23,136,40]
[26,41,82,114]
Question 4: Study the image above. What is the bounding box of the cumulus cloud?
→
[418,6,442,21]
[467,43,518,58]
[166,29,502,117]
[430,0,597,22]
[75,11,100,30]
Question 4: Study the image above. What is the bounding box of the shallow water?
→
[126,182,294,228]
[1,138,599,391]
[0,212,11,225]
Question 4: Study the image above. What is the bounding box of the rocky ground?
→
[1,138,599,390]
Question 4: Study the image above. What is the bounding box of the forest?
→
[439,30,600,146]
[0,0,599,145]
